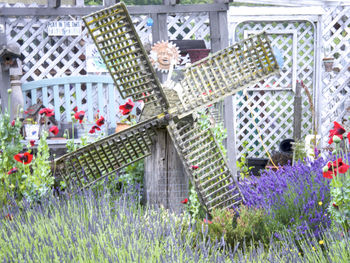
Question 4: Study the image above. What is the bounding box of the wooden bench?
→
[21,75,121,129]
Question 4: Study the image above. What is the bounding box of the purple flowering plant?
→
[239,156,331,238]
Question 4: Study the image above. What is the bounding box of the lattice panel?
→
[5,11,154,84]
[167,12,210,48]
[167,119,243,212]
[83,3,168,111]
[320,5,350,145]
[235,21,315,158]
[176,33,279,120]
[235,90,294,157]
[55,118,159,190]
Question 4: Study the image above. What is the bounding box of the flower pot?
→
[187,49,210,63]
[247,158,269,176]
[115,123,130,133]
[323,58,334,72]
[24,124,40,140]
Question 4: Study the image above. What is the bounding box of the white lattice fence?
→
[320,5,350,144]
[235,21,315,158]
[167,12,210,48]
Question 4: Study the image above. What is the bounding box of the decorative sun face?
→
[150,41,180,72]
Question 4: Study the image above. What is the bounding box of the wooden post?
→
[293,81,302,140]
[144,128,187,213]
[144,7,187,213]
[209,4,237,176]
[0,17,10,114]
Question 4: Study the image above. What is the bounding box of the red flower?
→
[328,121,346,144]
[4,213,13,221]
[74,111,85,124]
[11,120,15,126]
[347,132,350,145]
[332,203,339,209]
[323,158,350,179]
[96,116,105,126]
[181,198,188,204]
[119,99,135,115]
[30,140,35,147]
[203,219,213,224]
[73,106,78,112]
[89,125,101,134]
[191,165,199,170]
[14,152,33,165]
[49,126,59,136]
[8,167,18,175]
[39,108,54,117]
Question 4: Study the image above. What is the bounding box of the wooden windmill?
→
[54,2,279,213]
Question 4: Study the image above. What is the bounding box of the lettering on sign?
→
[48,21,82,36]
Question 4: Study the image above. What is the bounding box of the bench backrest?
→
[22,75,120,128]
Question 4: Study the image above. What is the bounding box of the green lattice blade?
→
[175,33,279,119]
[83,3,168,111]
[54,118,159,190]
[167,119,243,212]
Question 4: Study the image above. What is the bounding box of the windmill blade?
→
[54,118,160,191]
[83,3,169,112]
[167,119,244,212]
[175,33,279,119]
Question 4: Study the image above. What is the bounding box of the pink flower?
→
[11,120,15,126]
[191,165,199,170]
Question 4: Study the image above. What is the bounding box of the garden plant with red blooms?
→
[14,152,33,165]
[39,108,54,117]
[119,99,135,115]
[191,165,199,170]
[74,110,85,124]
[30,140,35,147]
[49,126,59,136]
[325,120,350,230]
[96,116,105,126]
[181,198,188,204]
[89,125,101,134]
[7,167,18,175]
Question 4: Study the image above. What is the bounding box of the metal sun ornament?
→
[150,41,180,73]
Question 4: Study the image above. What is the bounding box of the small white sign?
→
[48,21,82,36]
[86,44,108,73]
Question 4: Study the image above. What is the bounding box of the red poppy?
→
[191,165,199,170]
[4,213,13,221]
[203,219,213,224]
[30,140,35,147]
[332,203,339,209]
[11,120,15,126]
[74,111,85,124]
[39,108,54,117]
[323,158,350,179]
[73,106,78,112]
[14,152,33,165]
[89,125,101,134]
[96,116,105,126]
[8,167,18,175]
[181,198,188,204]
[347,132,350,145]
[119,99,135,115]
[328,121,346,144]
[49,126,59,136]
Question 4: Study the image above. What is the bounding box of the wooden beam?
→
[0,16,9,113]
[0,4,228,16]
[48,0,61,8]
[293,81,302,140]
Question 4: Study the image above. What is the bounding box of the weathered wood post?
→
[293,81,302,140]
[0,17,9,114]
[143,1,187,214]
[210,0,237,176]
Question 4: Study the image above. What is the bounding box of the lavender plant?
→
[239,157,331,238]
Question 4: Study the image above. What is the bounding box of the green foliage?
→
[119,159,144,189]
[23,131,54,203]
[236,141,253,179]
